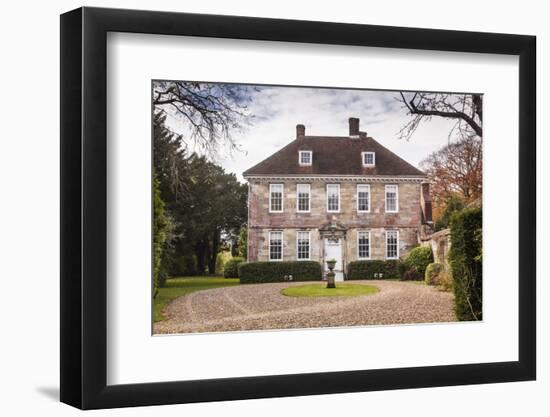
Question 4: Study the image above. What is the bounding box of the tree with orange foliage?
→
[420,135,482,224]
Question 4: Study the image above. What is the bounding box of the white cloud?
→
[163,85,458,182]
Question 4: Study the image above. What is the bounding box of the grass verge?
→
[154,276,239,322]
[282,283,379,298]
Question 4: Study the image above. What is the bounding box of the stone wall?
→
[248,180,422,229]
[247,179,424,264]
[248,227,419,265]
[420,228,451,268]
[346,227,418,261]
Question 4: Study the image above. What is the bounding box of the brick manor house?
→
[243,118,433,280]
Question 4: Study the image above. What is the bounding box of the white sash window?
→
[357,184,370,212]
[326,184,340,212]
[297,184,310,212]
[385,230,399,259]
[357,230,371,259]
[269,231,283,261]
[385,184,399,213]
[297,231,311,260]
[269,184,284,212]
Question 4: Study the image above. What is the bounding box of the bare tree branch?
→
[152,81,256,158]
[397,92,483,141]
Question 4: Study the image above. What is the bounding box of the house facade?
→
[243,118,432,280]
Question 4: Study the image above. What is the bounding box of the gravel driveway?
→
[153,280,456,334]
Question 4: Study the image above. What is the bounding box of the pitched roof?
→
[243,135,426,177]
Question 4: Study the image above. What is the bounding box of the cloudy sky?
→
[163,84,459,182]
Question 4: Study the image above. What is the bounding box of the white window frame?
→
[385,184,399,213]
[362,151,375,167]
[356,184,371,213]
[296,230,311,261]
[326,183,340,213]
[298,150,313,166]
[357,230,371,260]
[385,229,400,260]
[269,183,284,213]
[269,231,284,261]
[296,183,311,213]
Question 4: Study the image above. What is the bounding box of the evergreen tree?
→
[153,173,169,296]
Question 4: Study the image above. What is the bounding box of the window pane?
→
[297,184,310,212]
[386,230,398,259]
[363,152,374,165]
[327,184,339,211]
[297,231,310,260]
[300,151,311,165]
[270,184,283,212]
[269,231,282,260]
[357,185,370,211]
[358,231,370,259]
[386,185,398,212]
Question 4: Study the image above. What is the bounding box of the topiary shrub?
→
[223,257,245,278]
[425,262,444,285]
[449,207,482,321]
[347,260,402,280]
[403,246,434,277]
[239,261,322,284]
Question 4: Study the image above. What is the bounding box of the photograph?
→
[0,0,543,413]
[151,81,483,335]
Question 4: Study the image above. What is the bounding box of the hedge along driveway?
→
[153,280,456,334]
[239,261,322,283]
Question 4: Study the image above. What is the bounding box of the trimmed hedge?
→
[223,257,245,278]
[449,207,482,321]
[347,260,401,280]
[238,261,322,284]
[425,262,444,285]
[403,246,433,277]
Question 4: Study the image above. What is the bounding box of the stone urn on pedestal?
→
[326,259,337,289]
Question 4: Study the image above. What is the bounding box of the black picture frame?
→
[60,6,536,410]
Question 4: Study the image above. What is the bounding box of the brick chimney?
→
[296,124,305,139]
[349,117,360,136]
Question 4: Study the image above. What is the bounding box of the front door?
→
[324,238,344,281]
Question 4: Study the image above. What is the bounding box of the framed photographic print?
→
[60,6,536,409]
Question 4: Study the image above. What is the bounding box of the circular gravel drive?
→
[153,280,456,335]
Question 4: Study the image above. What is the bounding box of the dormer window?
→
[299,150,312,166]
[362,152,375,167]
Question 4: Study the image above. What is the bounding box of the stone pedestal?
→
[326,260,336,289]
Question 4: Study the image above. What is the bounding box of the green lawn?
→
[154,276,239,322]
[282,283,379,298]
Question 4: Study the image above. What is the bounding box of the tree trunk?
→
[207,230,220,274]
[195,240,207,275]
[231,242,238,257]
